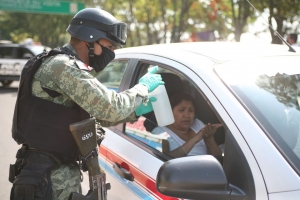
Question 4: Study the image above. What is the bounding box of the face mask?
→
[89,44,115,72]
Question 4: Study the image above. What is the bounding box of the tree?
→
[2,0,298,47]
[96,0,232,46]
[231,0,252,42]
[259,0,300,44]
[0,12,72,48]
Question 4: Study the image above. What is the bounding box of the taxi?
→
[94,42,300,200]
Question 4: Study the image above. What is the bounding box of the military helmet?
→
[66,8,127,47]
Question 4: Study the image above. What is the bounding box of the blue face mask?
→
[88,43,115,72]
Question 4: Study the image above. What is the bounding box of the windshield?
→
[217,56,300,172]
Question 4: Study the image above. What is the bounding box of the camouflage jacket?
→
[32,43,149,125]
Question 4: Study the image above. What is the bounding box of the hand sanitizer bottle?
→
[149,85,175,127]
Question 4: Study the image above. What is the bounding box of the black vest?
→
[12,47,90,163]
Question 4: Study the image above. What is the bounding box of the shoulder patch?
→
[75,60,93,72]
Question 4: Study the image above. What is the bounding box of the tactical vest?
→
[12,47,90,163]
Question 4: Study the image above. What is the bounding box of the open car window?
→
[125,64,180,154]
[126,117,170,152]
[124,63,226,161]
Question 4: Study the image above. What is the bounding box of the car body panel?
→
[0,58,26,80]
[100,128,175,200]
[0,43,50,84]
[269,190,300,200]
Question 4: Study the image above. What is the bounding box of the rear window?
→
[0,47,14,58]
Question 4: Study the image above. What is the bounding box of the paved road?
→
[0,81,127,199]
[0,81,20,199]
[0,81,90,199]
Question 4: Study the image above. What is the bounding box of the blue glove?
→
[138,66,164,92]
[135,97,157,116]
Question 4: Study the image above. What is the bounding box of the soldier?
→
[10,8,163,200]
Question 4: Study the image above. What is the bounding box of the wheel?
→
[1,80,13,87]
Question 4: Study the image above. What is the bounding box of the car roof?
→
[0,43,51,55]
[0,43,38,48]
[117,42,300,63]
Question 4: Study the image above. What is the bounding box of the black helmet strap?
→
[87,42,94,59]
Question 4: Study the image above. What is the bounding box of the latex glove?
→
[138,66,164,92]
[135,97,157,116]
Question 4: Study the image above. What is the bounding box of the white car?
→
[0,42,50,86]
[94,42,300,200]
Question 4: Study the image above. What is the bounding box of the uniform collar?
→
[63,43,79,57]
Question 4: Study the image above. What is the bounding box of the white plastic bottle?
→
[149,85,175,127]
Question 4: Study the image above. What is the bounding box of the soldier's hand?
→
[138,66,164,92]
[135,97,157,116]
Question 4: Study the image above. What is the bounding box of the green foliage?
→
[0,0,299,47]
[0,11,72,48]
[94,0,232,46]
[260,0,300,44]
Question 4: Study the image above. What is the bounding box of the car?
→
[0,42,50,86]
[92,42,300,200]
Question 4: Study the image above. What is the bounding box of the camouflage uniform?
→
[31,43,148,200]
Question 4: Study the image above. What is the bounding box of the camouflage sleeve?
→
[37,55,148,125]
[97,112,137,127]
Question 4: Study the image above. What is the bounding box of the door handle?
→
[113,162,134,181]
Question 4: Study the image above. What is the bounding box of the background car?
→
[0,41,50,87]
[93,42,300,200]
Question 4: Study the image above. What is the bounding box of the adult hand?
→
[138,66,164,92]
[203,123,222,139]
[135,97,157,116]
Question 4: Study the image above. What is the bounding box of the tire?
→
[1,80,13,87]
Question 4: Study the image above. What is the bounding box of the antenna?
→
[246,0,296,53]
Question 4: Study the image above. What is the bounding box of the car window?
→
[123,63,226,161]
[126,116,169,152]
[124,63,178,153]
[96,60,128,92]
[0,47,14,58]
[15,47,34,59]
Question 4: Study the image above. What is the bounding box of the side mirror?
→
[156,155,230,200]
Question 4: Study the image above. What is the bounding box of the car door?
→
[100,53,269,200]
[0,46,30,83]
[96,58,163,199]
[99,55,187,200]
